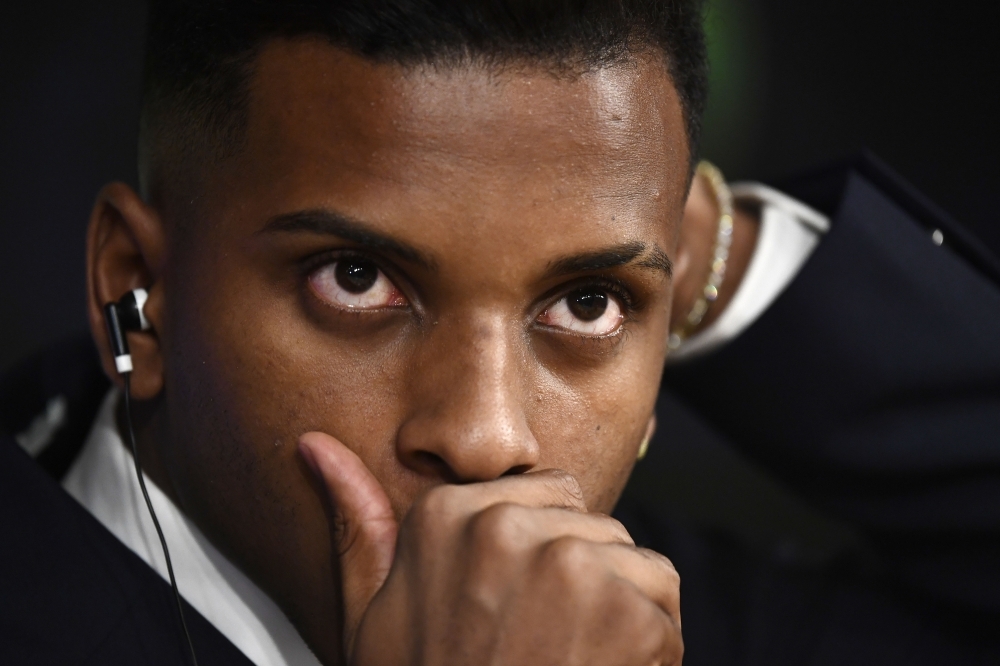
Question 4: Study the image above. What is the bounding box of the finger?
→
[595,544,681,626]
[462,504,636,558]
[516,508,634,546]
[638,596,685,666]
[423,468,589,519]
[298,431,399,657]
[577,543,684,664]
[529,538,682,665]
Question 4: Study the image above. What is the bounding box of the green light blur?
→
[700,0,766,179]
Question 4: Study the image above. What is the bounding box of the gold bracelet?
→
[668,161,734,350]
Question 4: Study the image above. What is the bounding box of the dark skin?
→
[86,38,758,665]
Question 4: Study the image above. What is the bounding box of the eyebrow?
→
[262,209,671,279]
[545,241,673,279]
[261,209,435,270]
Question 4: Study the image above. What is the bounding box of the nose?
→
[396,313,540,483]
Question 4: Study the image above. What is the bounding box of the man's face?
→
[152,39,689,640]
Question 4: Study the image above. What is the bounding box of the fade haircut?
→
[139,0,709,199]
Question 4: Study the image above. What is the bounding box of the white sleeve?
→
[668,183,831,363]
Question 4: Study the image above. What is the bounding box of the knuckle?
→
[465,502,523,556]
[536,535,593,580]
[636,548,682,622]
[624,592,680,663]
[405,484,458,536]
[640,548,680,585]
[600,515,635,545]
[596,578,673,661]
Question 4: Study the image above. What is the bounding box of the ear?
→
[671,170,759,338]
[86,182,167,399]
[670,173,718,331]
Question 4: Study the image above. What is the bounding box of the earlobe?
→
[86,182,167,399]
[637,414,656,461]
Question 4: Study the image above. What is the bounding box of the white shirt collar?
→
[670,182,830,361]
[62,389,322,666]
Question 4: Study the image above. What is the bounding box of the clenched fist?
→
[299,431,683,666]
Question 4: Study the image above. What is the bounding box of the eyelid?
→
[302,247,387,274]
[538,275,637,317]
[302,248,418,312]
[589,276,636,311]
[302,248,412,290]
[532,276,638,342]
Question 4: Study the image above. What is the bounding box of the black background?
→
[1,1,998,552]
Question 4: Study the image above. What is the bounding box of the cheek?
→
[160,258,414,584]
[174,291,410,483]
[532,352,664,514]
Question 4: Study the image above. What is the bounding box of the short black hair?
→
[140,0,708,194]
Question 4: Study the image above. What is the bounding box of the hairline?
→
[138,36,696,208]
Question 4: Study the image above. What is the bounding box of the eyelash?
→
[302,251,641,325]
[302,249,409,292]
[558,276,638,315]
[531,275,639,345]
[594,276,636,311]
[302,248,376,274]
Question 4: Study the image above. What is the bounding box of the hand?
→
[299,432,683,666]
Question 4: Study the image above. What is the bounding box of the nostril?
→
[502,464,533,477]
[409,450,460,483]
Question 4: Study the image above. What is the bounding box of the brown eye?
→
[537,288,624,336]
[309,259,407,310]
[336,259,379,293]
[567,290,608,321]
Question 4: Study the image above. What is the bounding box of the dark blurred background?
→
[1,1,998,556]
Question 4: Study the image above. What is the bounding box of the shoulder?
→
[0,334,109,481]
[777,151,1000,285]
[0,339,253,665]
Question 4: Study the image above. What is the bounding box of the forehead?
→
[255,40,684,152]
[196,39,691,270]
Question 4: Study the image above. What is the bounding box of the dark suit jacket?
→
[2,155,998,665]
[0,338,252,664]
[618,153,1000,665]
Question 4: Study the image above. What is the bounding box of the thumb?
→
[298,431,399,658]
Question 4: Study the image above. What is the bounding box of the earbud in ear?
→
[103,288,151,375]
[101,285,199,663]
